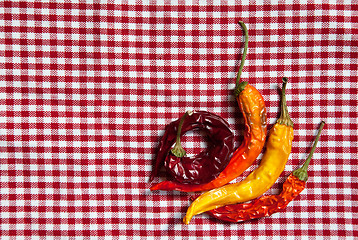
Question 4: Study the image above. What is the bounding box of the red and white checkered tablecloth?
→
[1,0,357,239]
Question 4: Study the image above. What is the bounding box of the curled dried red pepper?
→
[150,21,267,192]
[150,110,235,184]
[207,121,325,223]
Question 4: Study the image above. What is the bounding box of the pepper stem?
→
[277,77,293,127]
[293,121,325,181]
[171,111,193,157]
[234,21,249,96]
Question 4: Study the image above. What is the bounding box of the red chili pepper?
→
[150,21,267,192]
[150,110,235,184]
[206,121,325,223]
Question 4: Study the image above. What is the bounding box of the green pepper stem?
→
[234,21,249,96]
[277,77,293,127]
[293,121,325,181]
[171,111,192,157]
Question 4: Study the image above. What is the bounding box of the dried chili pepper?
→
[150,21,267,192]
[150,110,235,184]
[207,121,325,223]
[183,77,293,224]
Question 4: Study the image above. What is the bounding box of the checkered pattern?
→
[1,0,357,239]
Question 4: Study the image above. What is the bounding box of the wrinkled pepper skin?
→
[207,121,325,223]
[150,84,267,191]
[149,111,235,184]
[183,78,293,224]
[207,173,304,222]
[183,122,293,224]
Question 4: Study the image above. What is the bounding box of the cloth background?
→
[1,1,357,239]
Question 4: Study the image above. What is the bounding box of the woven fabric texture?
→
[1,1,357,239]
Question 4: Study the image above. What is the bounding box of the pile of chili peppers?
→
[149,21,326,224]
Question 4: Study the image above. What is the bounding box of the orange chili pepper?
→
[150,21,267,193]
[183,78,293,224]
[207,121,325,223]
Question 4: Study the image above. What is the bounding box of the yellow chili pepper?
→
[183,78,294,224]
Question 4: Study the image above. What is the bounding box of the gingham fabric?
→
[1,1,357,239]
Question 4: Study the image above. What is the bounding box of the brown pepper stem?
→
[234,21,249,96]
[293,121,325,181]
[277,77,293,127]
[171,111,193,157]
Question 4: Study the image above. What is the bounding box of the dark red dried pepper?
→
[150,110,235,184]
[150,21,267,192]
[206,121,325,223]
